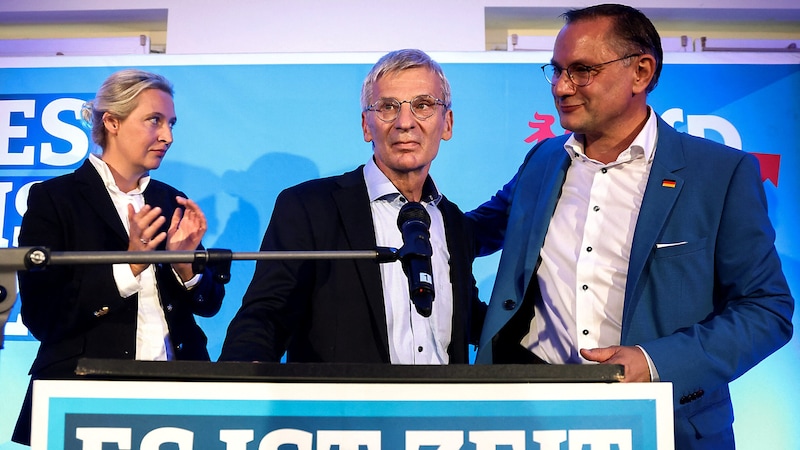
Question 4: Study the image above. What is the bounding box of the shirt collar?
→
[88,153,151,194]
[563,106,659,164]
[363,157,442,206]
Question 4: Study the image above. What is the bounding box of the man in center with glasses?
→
[220,49,486,365]
[468,4,793,449]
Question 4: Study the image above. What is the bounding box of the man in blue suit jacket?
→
[468,5,794,449]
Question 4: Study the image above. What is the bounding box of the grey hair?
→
[360,49,451,111]
[81,69,174,150]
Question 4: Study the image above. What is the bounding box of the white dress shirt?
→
[522,109,659,376]
[364,158,454,364]
[88,154,173,361]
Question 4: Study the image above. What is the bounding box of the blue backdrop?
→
[1,51,798,449]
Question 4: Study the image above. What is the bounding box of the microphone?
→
[397,202,434,317]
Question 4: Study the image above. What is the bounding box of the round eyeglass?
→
[365,95,448,122]
[541,53,642,87]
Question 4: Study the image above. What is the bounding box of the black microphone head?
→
[397,201,431,230]
[413,293,433,317]
[397,201,435,318]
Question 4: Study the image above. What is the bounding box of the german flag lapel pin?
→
[662,179,677,188]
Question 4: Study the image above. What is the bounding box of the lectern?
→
[30,359,674,449]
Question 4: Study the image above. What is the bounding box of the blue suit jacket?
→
[469,116,793,448]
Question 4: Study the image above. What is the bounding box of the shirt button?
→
[586,246,592,252]
[593,205,600,212]
[417,346,423,352]
[601,168,608,174]
[582,285,589,291]
[582,329,590,336]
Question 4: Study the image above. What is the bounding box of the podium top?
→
[75,358,624,383]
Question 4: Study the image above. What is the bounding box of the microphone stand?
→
[0,245,400,302]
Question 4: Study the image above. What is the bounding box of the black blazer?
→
[220,166,485,364]
[12,159,225,445]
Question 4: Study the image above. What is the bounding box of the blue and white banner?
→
[32,380,674,450]
[1,52,799,449]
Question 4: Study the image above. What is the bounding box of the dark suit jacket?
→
[469,117,794,449]
[220,166,485,364]
[12,159,225,445]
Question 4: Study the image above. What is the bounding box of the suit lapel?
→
[438,197,470,361]
[623,119,686,334]
[74,160,129,245]
[331,167,390,355]
[520,145,571,294]
[143,182,175,246]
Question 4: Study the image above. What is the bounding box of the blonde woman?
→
[12,69,225,445]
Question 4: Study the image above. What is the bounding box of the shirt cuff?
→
[636,345,661,382]
[172,266,202,290]
[113,263,141,298]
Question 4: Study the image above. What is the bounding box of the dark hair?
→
[562,4,663,93]
[361,49,451,111]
